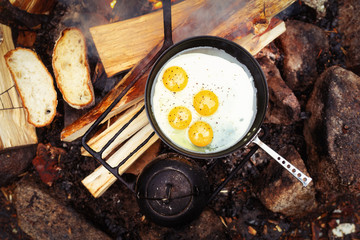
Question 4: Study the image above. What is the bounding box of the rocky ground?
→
[1,0,360,239]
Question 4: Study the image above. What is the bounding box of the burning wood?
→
[0,0,49,28]
[9,0,56,14]
[90,0,207,77]
[235,18,286,55]
[90,0,294,77]
[149,0,178,10]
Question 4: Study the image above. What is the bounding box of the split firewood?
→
[234,18,286,55]
[91,0,295,76]
[81,124,159,198]
[81,101,147,157]
[90,0,207,76]
[125,139,162,176]
[61,0,294,142]
[0,24,37,150]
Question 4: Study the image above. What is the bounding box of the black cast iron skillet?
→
[145,36,268,159]
[144,0,312,186]
[144,19,267,159]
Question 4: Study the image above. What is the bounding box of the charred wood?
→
[0,0,49,28]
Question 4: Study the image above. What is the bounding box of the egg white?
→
[151,47,257,153]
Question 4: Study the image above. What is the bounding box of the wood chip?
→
[248,226,257,235]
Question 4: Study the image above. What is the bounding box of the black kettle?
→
[135,153,210,227]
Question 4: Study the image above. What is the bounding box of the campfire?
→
[1,0,360,239]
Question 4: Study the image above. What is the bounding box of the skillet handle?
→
[252,136,312,187]
[162,0,173,46]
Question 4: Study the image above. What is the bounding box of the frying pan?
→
[144,0,267,160]
[145,36,266,158]
[144,0,312,186]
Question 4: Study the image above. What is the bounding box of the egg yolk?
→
[188,121,213,147]
[168,106,192,130]
[162,66,188,92]
[193,90,219,116]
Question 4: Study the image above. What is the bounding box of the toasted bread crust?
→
[59,40,165,141]
[5,47,58,127]
[52,28,94,109]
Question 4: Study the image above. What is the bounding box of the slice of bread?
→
[52,28,94,109]
[5,48,58,127]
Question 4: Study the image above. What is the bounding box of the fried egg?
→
[188,121,213,147]
[162,66,188,92]
[193,90,219,116]
[151,47,257,153]
[168,106,192,129]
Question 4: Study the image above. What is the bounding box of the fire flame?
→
[109,0,177,12]
[110,0,117,9]
[149,0,177,10]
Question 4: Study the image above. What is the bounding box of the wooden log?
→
[0,24,37,150]
[0,0,48,28]
[81,124,159,198]
[81,101,147,157]
[90,0,207,77]
[209,0,293,39]
[9,0,56,14]
[91,0,295,77]
[234,18,286,55]
[61,0,294,142]
[125,139,162,176]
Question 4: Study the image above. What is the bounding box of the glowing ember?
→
[153,1,162,10]
[110,0,117,9]
[149,0,177,10]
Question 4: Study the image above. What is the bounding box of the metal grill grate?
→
[0,85,23,111]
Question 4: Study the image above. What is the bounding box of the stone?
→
[258,56,301,125]
[227,197,291,239]
[14,175,111,240]
[304,66,360,198]
[338,0,360,68]
[278,20,329,92]
[302,0,327,17]
[137,208,226,239]
[32,143,66,186]
[189,208,227,239]
[255,145,316,217]
[254,43,281,64]
[0,144,37,186]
